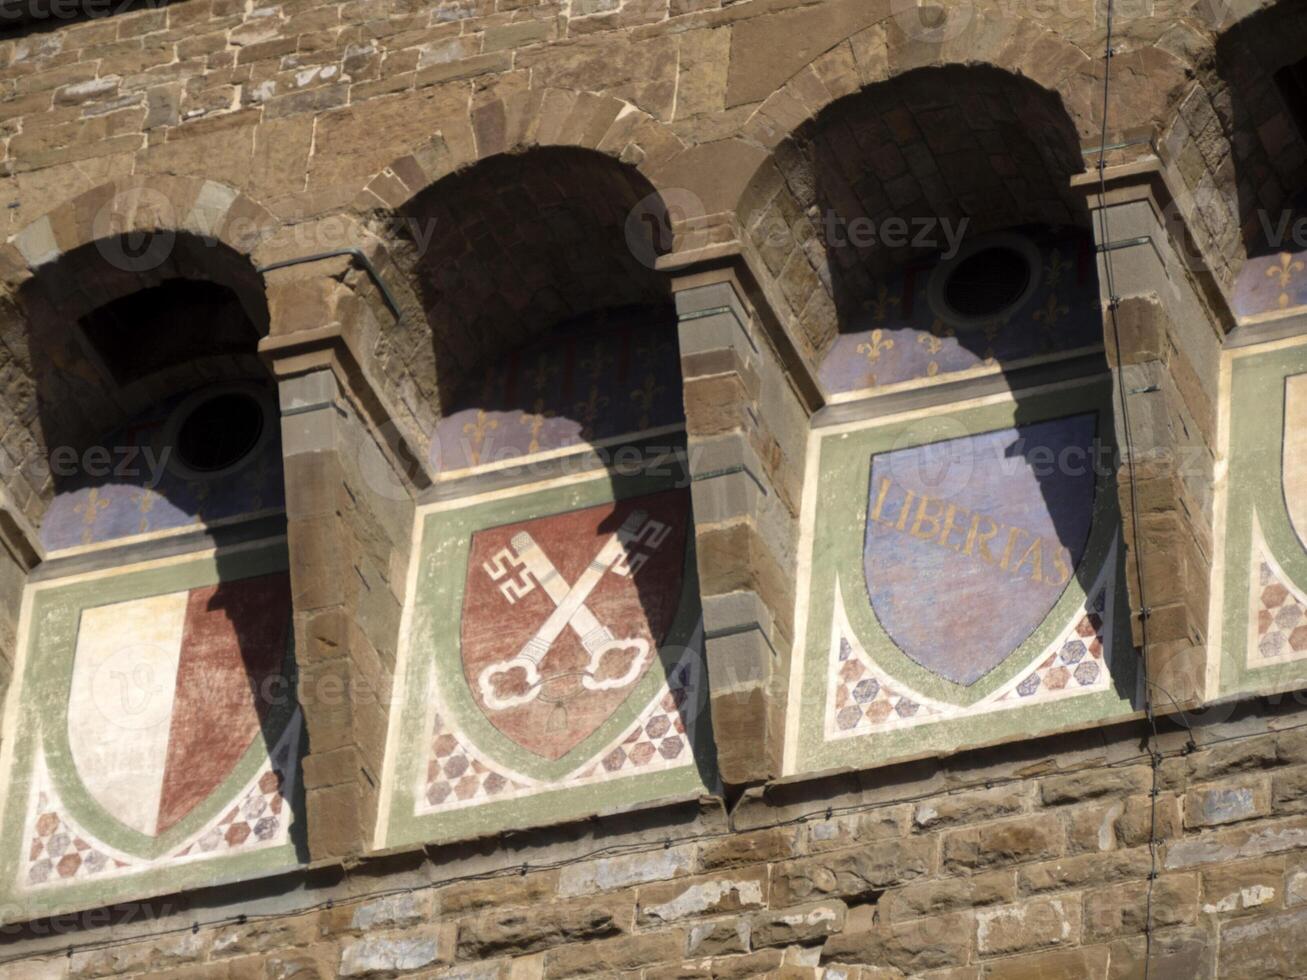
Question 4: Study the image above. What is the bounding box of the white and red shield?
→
[461,491,689,759]
[66,573,291,837]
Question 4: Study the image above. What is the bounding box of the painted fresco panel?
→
[379,462,714,849]
[785,380,1138,776]
[818,227,1102,397]
[1232,194,1307,324]
[1217,340,1307,697]
[41,388,284,554]
[431,313,683,477]
[0,542,304,922]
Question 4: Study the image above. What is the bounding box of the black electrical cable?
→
[1093,0,1163,971]
[9,704,1307,968]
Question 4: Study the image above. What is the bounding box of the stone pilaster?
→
[671,262,811,789]
[262,270,419,860]
[1077,159,1226,707]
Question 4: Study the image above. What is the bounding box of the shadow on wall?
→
[396,146,674,420]
[739,63,1129,697]
[393,146,717,790]
[9,235,279,551]
[1213,0,1307,319]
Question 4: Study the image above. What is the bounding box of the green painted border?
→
[0,542,308,924]
[1221,343,1307,695]
[384,466,716,849]
[794,381,1139,774]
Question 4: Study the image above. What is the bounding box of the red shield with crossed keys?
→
[461,490,689,759]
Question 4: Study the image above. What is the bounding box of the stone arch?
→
[3,175,277,293]
[350,87,687,218]
[348,132,685,467]
[1169,0,1307,306]
[0,177,279,531]
[736,62,1093,366]
[734,16,1184,157]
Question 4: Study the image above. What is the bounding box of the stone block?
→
[1064,799,1125,854]
[1200,858,1284,916]
[748,899,846,948]
[886,871,1015,920]
[1185,779,1272,828]
[975,897,1081,957]
[1017,848,1153,894]
[696,827,800,872]
[913,784,1031,831]
[804,807,909,852]
[983,946,1111,980]
[637,868,768,927]
[348,892,431,931]
[1117,794,1182,848]
[1217,906,1307,979]
[456,901,626,959]
[558,846,695,897]
[772,836,936,906]
[821,913,974,975]
[1271,765,1307,814]
[339,932,449,976]
[434,872,559,916]
[542,930,684,977]
[1084,874,1199,940]
[941,814,1063,872]
[1039,767,1153,806]
[684,917,750,957]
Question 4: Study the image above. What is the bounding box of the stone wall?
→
[5,0,1307,974]
[5,699,1307,978]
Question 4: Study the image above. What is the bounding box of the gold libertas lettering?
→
[868,474,1074,585]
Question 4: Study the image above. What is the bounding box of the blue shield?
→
[864,414,1098,686]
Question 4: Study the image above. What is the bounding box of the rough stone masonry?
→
[2,0,1307,976]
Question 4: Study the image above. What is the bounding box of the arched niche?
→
[374,147,718,849]
[0,228,306,925]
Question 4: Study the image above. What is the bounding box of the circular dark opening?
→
[175,392,264,473]
[943,247,1032,319]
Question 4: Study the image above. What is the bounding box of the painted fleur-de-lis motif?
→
[916,319,954,357]
[864,283,902,324]
[857,329,894,362]
[1268,252,1307,310]
[580,342,614,381]
[520,398,555,454]
[75,488,110,544]
[856,329,894,388]
[630,373,666,431]
[1044,249,1071,290]
[1032,292,1069,332]
[462,409,499,465]
[528,352,558,393]
[134,487,157,534]
[191,478,212,513]
[918,320,955,379]
[574,386,610,440]
[237,451,271,510]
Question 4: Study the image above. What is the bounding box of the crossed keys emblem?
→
[478,510,671,710]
